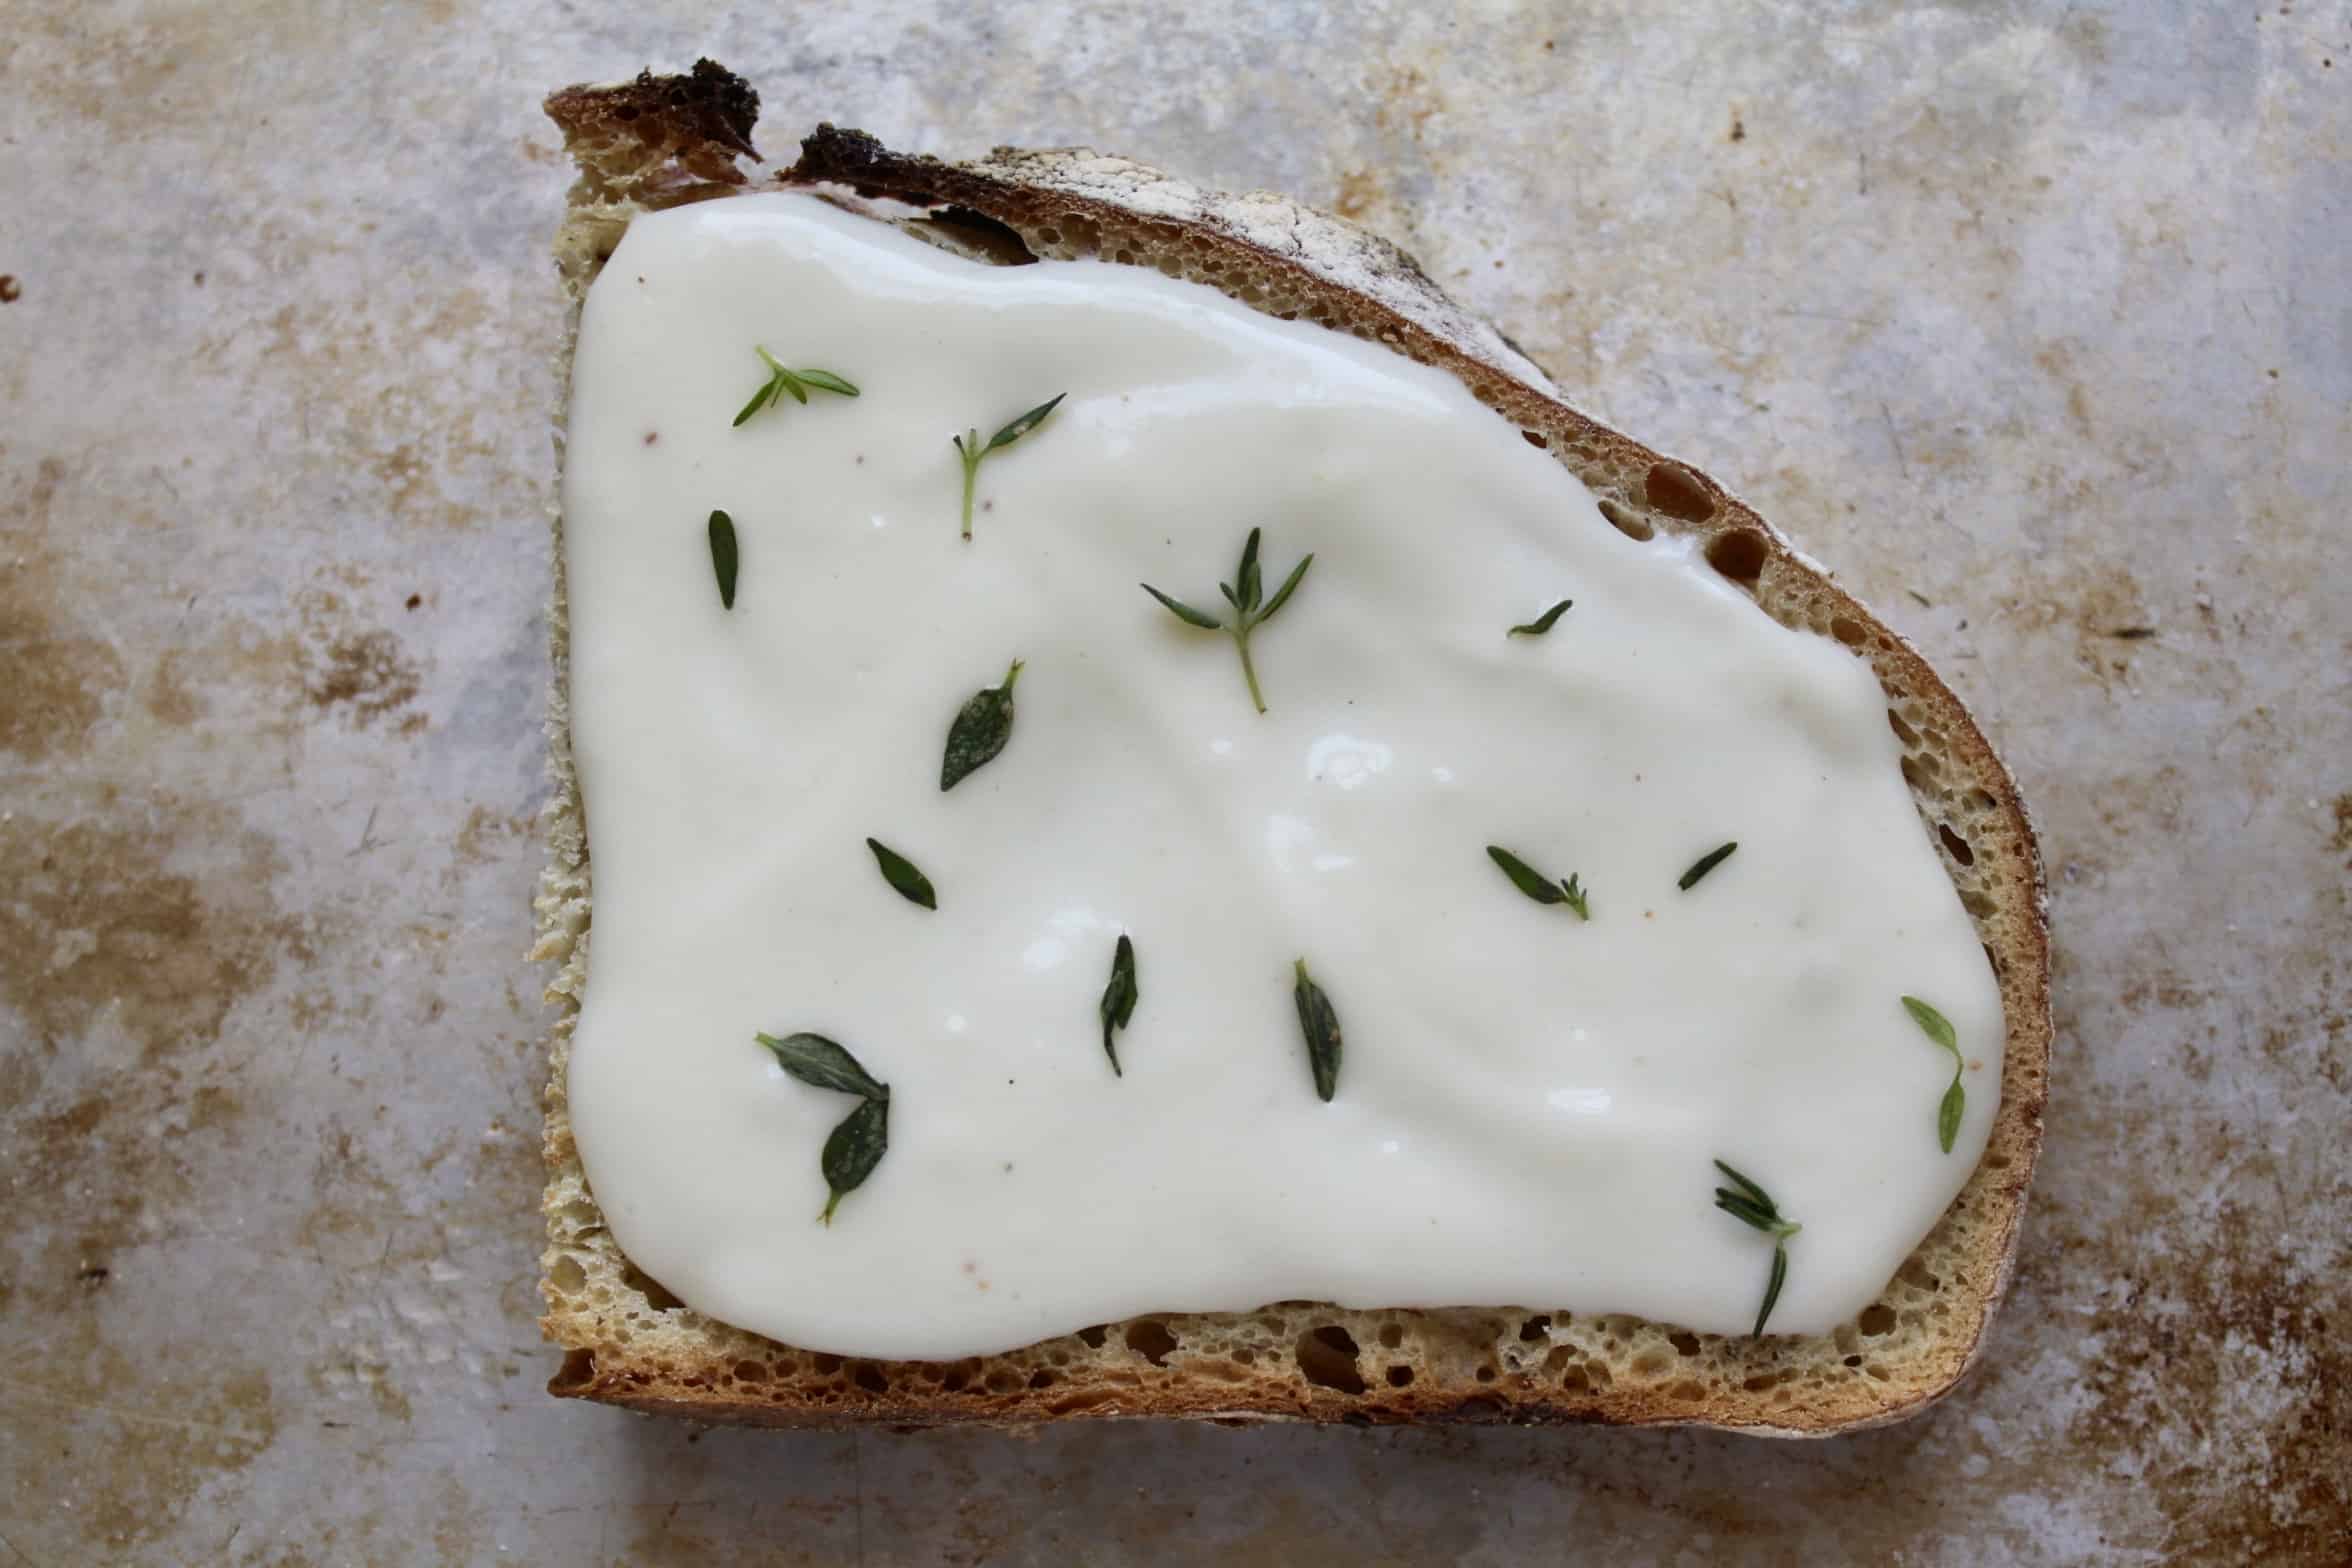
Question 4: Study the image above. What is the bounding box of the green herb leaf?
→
[1508,598,1574,637]
[1099,933,1138,1076]
[1487,845,1567,905]
[940,658,1024,792]
[1711,1159,1775,1216]
[1903,996,1966,1154]
[792,368,861,398]
[1711,1158,1800,1336]
[1712,1191,1778,1232]
[1142,584,1225,630]
[954,393,1065,540]
[818,1094,890,1224]
[1292,958,1343,1102]
[1235,527,1263,612]
[1259,553,1314,622]
[1143,528,1313,713]
[1758,1240,1789,1338]
[1678,841,1738,891]
[708,509,739,609]
[1901,995,1958,1053]
[755,1032,890,1101]
[732,380,778,428]
[1486,845,1592,919]
[988,393,1065,451]
[735,345,858,427]
[866,837,937,909]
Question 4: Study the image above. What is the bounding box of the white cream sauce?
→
[561,192,2001,1358]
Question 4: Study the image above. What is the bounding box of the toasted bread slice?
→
[533,61,2049,1433]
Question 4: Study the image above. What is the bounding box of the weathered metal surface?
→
[1,1,2344,1561]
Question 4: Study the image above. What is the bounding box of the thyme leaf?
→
[940,659,1024,791]
[866,838,937,909]
[707,509,738,609]
[952,393,1065,540]
[1902,996,1967,1154]
[1098,934,1139,1076]
[1508,598,1574,636]
[1677,841,1738,891]
[1139,526,1314,713]
[1711,1158,1801,1336]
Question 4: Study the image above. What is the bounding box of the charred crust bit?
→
[544,59,762,195]
[792,123,897,183]
[0,275,20,303]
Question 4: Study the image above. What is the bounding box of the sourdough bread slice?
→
[533,61,2050,1433]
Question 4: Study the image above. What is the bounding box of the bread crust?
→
[535,63,2050,1434]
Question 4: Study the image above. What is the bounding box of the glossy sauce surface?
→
[562,193,2002,1358]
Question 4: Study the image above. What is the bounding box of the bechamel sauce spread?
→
[561,192,2001,1359]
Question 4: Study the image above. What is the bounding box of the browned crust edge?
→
[536,65,2051,1435]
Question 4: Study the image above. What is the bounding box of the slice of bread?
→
[533,61,2051,1434]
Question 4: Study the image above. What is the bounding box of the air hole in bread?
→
[1377,1322,1405,1349]
[1857,1304,1897,1336]
[1075,1324,1109,1348]
[1028,1369,1057,1389]
[1597,498,1655,542]
[1474,1364,1498,1383]
[1937,823,1976,866]
[552,1348,597,1392]
[549,1255,586,1293]
[1900,755,1928,792]
[1644,461,1716,522]
[1669,1331,1702,1356]
[1518,1315,1551,1342]
[1960,889,1997,919]
[1632,1348,1672,1377]
[983,1367,1022,1394]
[1296,1325,1366,1393]
[1888,709,1921,747]
[1125,1320,1180,1367]
[811,1352,844,1374]
[620,1263,683,1312]
[1831,615,1868,647]
[1387,1364,1415,1388]
[1521,429,1549,449]
[1704,528,1769,584]
[920,206,1039,266]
